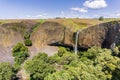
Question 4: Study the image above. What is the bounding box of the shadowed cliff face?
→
[78,21,120,49]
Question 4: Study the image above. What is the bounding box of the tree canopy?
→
[0,62,14,80]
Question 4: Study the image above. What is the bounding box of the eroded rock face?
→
[0,20,37,63]
[78,21,120,49]
[0,26,23,48]
[31,20,120,49]
[31,21,74,50]
[0,24,23,64]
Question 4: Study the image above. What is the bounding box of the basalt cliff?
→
[0,19,120,63]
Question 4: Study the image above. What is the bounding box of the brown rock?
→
[78,20,120,49]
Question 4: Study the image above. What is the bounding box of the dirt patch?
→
[29,45,59,59]
[0,46,14,64]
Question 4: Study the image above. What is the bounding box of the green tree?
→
[24,53,55,80]
[0,62,14,80]
[12,43,29,65]
[99,16,104,21]
[44,70,74,80]
[79,46,101,61]
[57,47,68,57]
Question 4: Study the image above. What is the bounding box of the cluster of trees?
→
[0,43,30,80]
[1,43,120,80]
[0,62,15,80]
[12,43,29,72]
[24,46,120,80]
[24,53,55,80]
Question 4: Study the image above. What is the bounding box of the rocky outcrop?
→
[0,20,37,47]
[31,21,74,50]
[31,20,120,50]
[0,20,37,63]
[78,20,120,49]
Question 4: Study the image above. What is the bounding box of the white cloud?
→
[71,7,88,13]
[116,13,120,17]
[36,15,43,17]
[25,13,48,19]
[83,0,108,9]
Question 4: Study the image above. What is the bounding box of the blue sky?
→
[0,0,120,19]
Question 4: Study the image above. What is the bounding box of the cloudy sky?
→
[0,0,120,19]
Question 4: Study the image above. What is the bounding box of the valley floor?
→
[0,45,58,64]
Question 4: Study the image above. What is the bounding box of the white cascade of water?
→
[74,31,80,54]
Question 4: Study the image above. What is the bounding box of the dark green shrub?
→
[99,16,104,21]
[24,32,30,39]
[24,39,32,46]
[112,68,120,80]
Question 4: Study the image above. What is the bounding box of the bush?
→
[58,52,78,65]
[24,53,55,80]
[44,70,74,80]
[48,54,61,64]
[24,32,30,39]
[0,62,14,80]
[24,32,32,46]
[13,63,21,73]
[24,39,32,46]
[12,43,29,65]
[99,16,104,21]
[79,46,101,60]
[57,47,68,57]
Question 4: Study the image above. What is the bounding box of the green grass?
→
[1,18,120,32]
[102,18,120,22]
[93,18,120,23]
[63,19,87,31]
[31,19,46,34]
[47,18,101,32]
[0,19,22,24]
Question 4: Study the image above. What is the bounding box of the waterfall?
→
[74,31,80,54]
